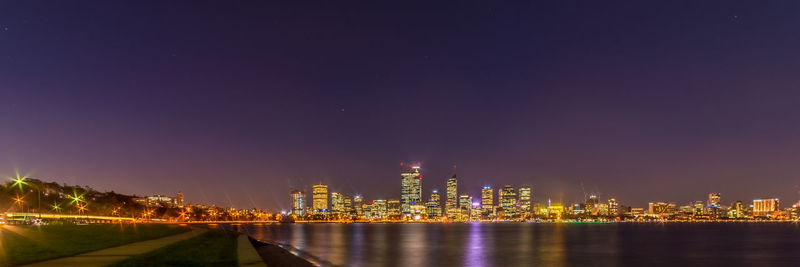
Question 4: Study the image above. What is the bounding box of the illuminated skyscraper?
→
[354,195,363,217]
[481,186,494,217]
[753,198,779,217]
[426,189,442,218]
[331,192,344,215]
[500,185,516,218]
[343,195,354,215]
[708,193,721,206]
[401,165,422,215]
[585,194,598,215]
[518,186,531,218]
[312,184,328,214]
[290,190,306,216]
[371,199,387,219]
[446,174,458,219]
[608,198,618,217]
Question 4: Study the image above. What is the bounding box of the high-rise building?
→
[608,198,618,217]
[426,190,442,218]
[753,198,779,217]
[481,186,494,217]
[708,193,721,207]
[459,194,471,210]
[446,174,458,219]
[331,192,344,215]
[401,165,422,215]
[354,195,363,217]
[343,195,354,215]
[500,185,517,218]
[728,200,746,218]
[176,192,185,208]
[312,184,328,214]
[290,190,306,216]
[585,194,598,215]
[518,186,531,218]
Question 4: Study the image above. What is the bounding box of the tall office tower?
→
[290,190,306,216]
[500,185,517,218]
[585,194,598,214]
[401,165,422,215]
[692,201,704,215]
[426,190,442,218]
[481,186,494,217]
[354,195,364,217]
[312,184,328,214]
[331,192,344,215]
[608,198,618,216]
[518,186,531,218]
[459,194,471,210]
[708,193,721,207]
[753,198,780,217]
[343,195,354,215]
[176,192,185,208]
[707,193,722,217]
[446,174,458,219]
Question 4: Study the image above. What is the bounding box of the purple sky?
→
[2,1,800,211]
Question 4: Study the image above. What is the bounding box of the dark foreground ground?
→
[250,238,315,267]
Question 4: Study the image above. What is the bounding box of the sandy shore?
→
[248,237,317,267]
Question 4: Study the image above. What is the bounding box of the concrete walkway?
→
[24,227,208,267]
[237,234,267,267]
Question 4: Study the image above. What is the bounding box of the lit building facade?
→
[446,175,458,219]
[481,186,494,217]
[426,190,442,218]
[290,190,306,216]
[753,198,779,217]
[519,186,531,218]
[401,166,422,215]
[331,192,344,215]
[312,184,328,214]
[608,198,618,217]
[500,185,517,218]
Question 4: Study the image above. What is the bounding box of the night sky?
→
[2,1,800,211]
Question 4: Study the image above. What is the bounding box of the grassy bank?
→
[0,223,190,266]
[110,228,240,266]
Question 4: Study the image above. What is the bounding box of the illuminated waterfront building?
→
[753,198,779,217]
[518,186,531,218]
[630,208,644,217]
[426,190,442,218]
[572,203,585,215]
[481,186,494,217]
[728,200,746,218]
[446,174,458,219]
[343,195,354,216]
[692,201,704,215]
[331,192,344,215]
[608,198,618,217]
[596,203,609,216]
[387,198,402,218]
[500,185,517,218]
[648,202,676,216]
[312,184,328,214]
[371,199,387,219]
[707,193,722,217]
[401,165,422,215]
[585,194,598,215]
[290,190,306,216]
[354,195,364,217]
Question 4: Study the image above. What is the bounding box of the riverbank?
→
[248,238,316,267]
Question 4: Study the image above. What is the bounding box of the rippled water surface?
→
[234,223,800,266]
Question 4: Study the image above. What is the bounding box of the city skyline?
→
[3,1,800,211]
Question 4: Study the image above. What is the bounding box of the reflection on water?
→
[236,223,800,267]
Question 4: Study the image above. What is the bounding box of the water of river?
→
[232,223,800,266]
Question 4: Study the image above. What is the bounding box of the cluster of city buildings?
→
[287,165,797,222]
